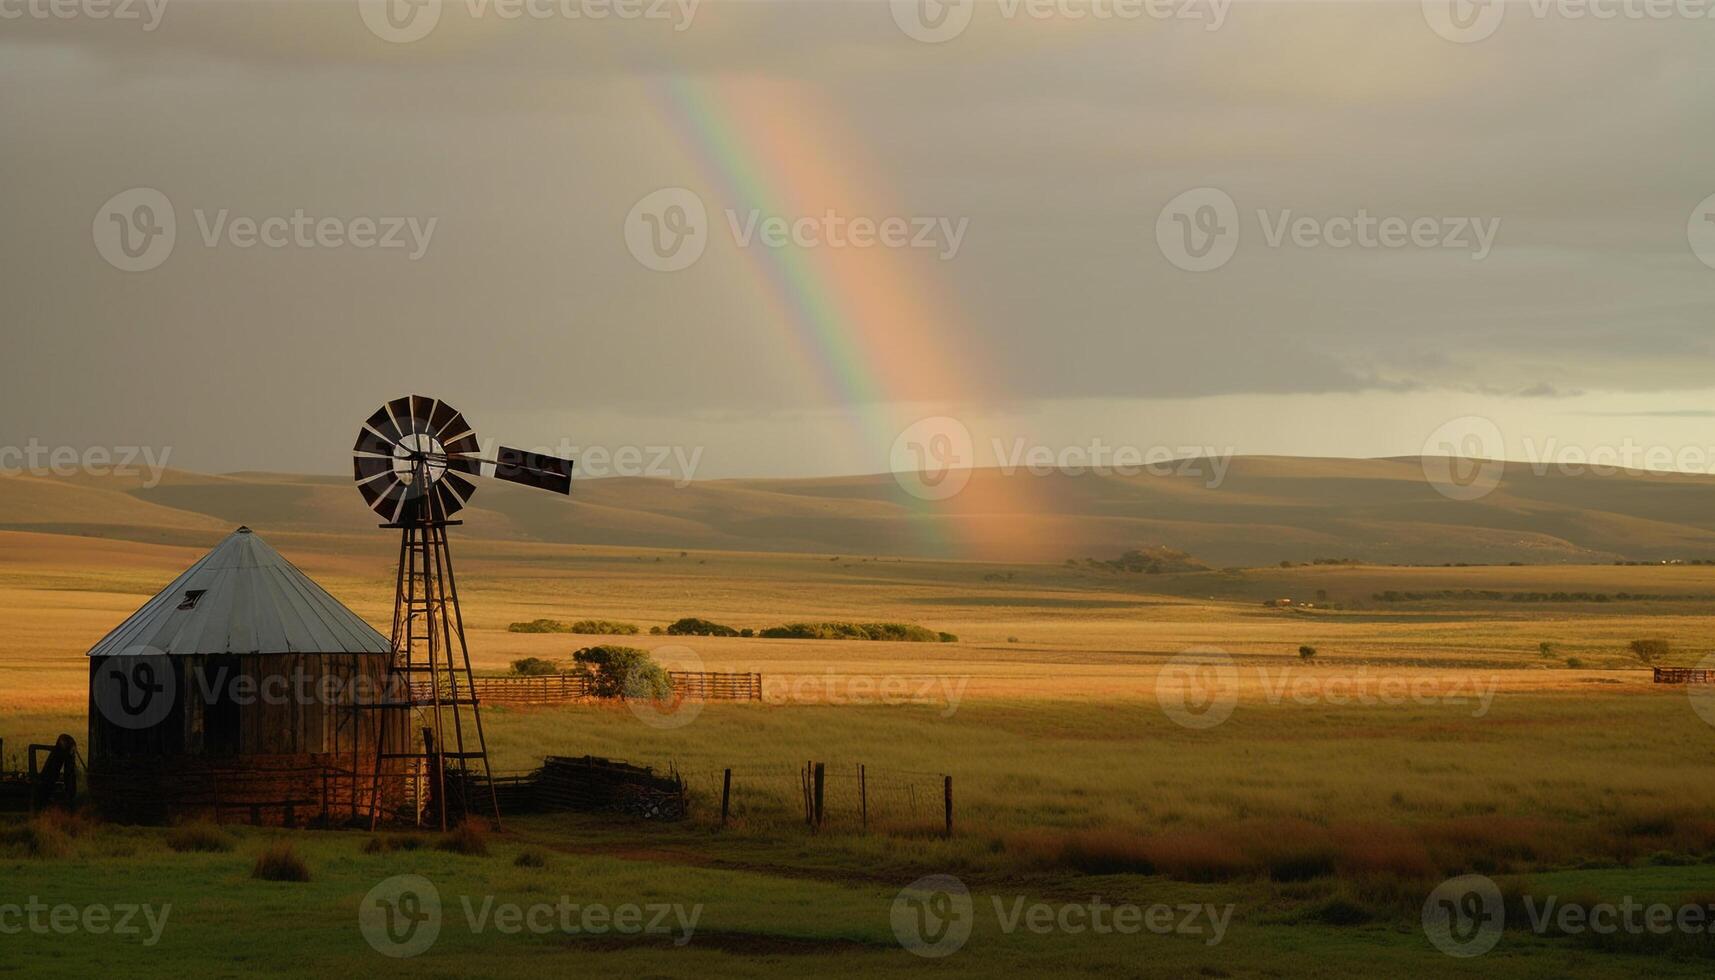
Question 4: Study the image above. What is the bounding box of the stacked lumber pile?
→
[535,755,686,820]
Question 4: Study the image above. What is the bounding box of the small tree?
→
[571,645,672,699]
[1298,645,1317,662]
[1630,639,1670,664]
[1538,641,1556,658]
[510,657,559,676]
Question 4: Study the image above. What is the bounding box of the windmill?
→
[352,395,574,829]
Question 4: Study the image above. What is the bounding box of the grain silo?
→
[85,527,401,824]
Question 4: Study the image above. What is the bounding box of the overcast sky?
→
[3,1,1714,480]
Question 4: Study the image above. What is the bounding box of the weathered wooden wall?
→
[87,652,408,825]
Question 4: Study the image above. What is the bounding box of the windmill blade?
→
[441,471,477,503]
[353,456,394,482]
[364,407,404,446]
[408,395,438,433]
[386,395,416,435]
[429,399,459,438]
[354,428,397,458]
[438,414,476,444]
[433,481,467,518]
[494,446,574,495]
[377,479,412,522]
[357,473,403,515]
[442,431,480,456]
[442,431,482,476]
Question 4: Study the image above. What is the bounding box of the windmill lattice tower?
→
[350,395,574,829]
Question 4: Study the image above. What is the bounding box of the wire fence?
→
[678,761,952,834]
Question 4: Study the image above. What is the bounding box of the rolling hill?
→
[5,457,1715,566]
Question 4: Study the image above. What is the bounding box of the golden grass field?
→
[6,520,1715,975]
[6,527,1715,837]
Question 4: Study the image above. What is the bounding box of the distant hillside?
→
[5,457,1715,565]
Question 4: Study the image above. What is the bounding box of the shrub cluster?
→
[508,619,641,635]
[666,617,739,637]
[757,622,957,643]
[1076,547,1208,575]
[658,616,956,642]
[506,619,572,634]
[569,619,640,635]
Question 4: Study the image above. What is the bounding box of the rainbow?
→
[644,75,1045,557]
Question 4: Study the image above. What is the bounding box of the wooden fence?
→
[1652,667,1715,684]
[410,671,763,706]
[668,671,765,701]
[462,674,593,705]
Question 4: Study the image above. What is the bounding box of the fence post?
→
[944,775,953,838]
[859,764,867,832]
[813,763,825,829]
[801,763,813,827]
[720,768,732,828]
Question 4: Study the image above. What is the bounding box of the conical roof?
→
[85,527,390,658]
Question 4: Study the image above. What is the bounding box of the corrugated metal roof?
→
[86,527,391,658]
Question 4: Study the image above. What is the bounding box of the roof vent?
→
[178,589,207,610]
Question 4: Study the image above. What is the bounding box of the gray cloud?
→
[3,2,1714,474]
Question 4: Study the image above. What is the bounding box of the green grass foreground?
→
[4,812,1712,978]
[4,695,1715,975]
